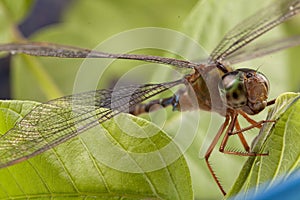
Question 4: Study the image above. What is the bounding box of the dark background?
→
[0,0,73,99]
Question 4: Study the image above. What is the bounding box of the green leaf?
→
[0,100,193,200]
[227,92,300,199]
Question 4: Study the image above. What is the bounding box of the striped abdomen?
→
[129,95,178,115]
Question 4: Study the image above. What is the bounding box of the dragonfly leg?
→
[219,113,268,156]
[228,98,276,135]
[235,119,250,152]
[219,113,237,154]
[267,98,276,106]
[204,115,230,196]
[228,111,276,135]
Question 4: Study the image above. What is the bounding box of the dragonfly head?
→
[219,68,270,115]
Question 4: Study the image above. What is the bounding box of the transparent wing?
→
[226,35,300,64]
[0,79,183,168]
[0,42,198,69]
[209,0,300,63]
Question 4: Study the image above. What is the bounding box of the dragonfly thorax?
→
[219,68,270,115]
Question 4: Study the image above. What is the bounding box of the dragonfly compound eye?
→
[219,71,247,109]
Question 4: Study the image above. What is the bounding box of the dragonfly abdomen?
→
[129,95,178,116]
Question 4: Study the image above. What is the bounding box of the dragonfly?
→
[0,0,300,196]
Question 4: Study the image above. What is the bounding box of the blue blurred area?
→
[231,170,300,200]
[0,0,73,99]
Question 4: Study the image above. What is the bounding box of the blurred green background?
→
[0,0,299,199]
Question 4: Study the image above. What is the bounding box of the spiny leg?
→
[235,119,250,152]
[267,98,276,106]
[219,113,237,154]
[204,115,230,196]
[228,110,276,135]
[219,113,268,156]
[229,99,276,135]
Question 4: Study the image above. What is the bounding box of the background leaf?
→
[0,100,193,200]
